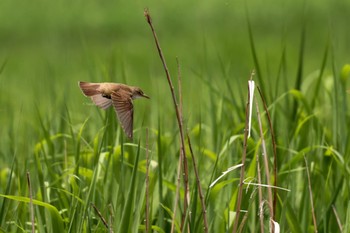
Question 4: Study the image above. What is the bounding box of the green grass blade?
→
[311,42,329,108]
[245,7,265,100]
[343,201,350,233]
[0,155,16,226]
[292,15,306,120]
[0,194,65,232]
[157,117,165,229]
[160,203,181,233]
[285,201,302,233]
[117,140,141,233]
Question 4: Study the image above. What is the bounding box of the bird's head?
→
[132,87,150,99]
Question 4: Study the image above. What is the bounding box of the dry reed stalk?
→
[332,205,343,232]
[255,97,274,228]
[232,82,251,233]
[144,9,190,231]
[187,131,209,233]
[257,86,278,221]
[91,203,109,229]
[176,57,191,231]
[257,152,265,233]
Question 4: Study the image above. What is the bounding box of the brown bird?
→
[78,81,149,139]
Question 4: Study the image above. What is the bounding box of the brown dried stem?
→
[255,95,274,231]
[257,86,278,221]
[176,57,191,230]
[187,131,209,233]
[144,9,190,231]
[91,203,109,229]
[256,151,264,233]
[332,205,343,232]
[232,83,251,233]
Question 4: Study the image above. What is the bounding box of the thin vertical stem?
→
[144,10,187,158]
[91,203,109,229]
[304,156,318,233]
[232,84,251,233]
[257,153,264,233]
[177,57,183,123]
[171,153,183,233]
[187,132,209,233]
[144,10,190,230]
[332,205,343,232]
[176,57,190,231]
[108,204,114,233]
[257,86,277,221]
[27,172,35,233]
[255,97,274,232]
[145,128,150,233]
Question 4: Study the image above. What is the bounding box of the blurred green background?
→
[0,0,350,231]
[1,0,349,153]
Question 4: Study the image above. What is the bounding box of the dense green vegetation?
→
[0,0,350,232]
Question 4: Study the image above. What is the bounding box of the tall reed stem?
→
[144,9,190,231]
[232,83,251,233]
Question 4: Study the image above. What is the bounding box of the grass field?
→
[1,0,350,232]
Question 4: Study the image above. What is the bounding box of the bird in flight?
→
[78,81,149,139]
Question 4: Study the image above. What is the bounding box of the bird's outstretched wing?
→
[111,90,134,139]
[78,81,112,109]
[90,95,112,109]
[78,81,100,96]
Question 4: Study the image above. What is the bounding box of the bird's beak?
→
[142,93,150,99]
